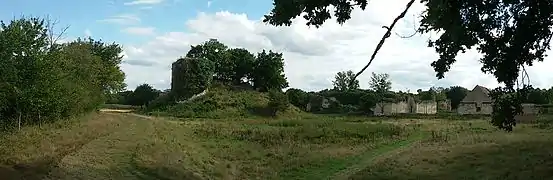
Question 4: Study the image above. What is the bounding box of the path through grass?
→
[1,113,552,180]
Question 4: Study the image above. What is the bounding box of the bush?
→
[268,89,289,117]
[145,92,175,111]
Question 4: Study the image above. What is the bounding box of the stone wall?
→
[374,101,436,115]
[457,102,493,115]
[416,101,437,114]
[374,102,407,115]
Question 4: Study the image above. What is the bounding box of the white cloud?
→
[121,27,156,36]
[124,0,163,5]
[207,1,212,8]
[120,0,553,91]
[98,14,141,25]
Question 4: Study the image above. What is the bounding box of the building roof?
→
[461,85,492,103]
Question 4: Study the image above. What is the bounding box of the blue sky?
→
[2,0,553,91]
[2,0,271,44]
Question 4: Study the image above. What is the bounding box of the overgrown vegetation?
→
[0,17,125,131]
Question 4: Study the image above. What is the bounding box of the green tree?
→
[285,88,309,110]
[446,86,469,109]
[251,50,289,92]
[268,89,289,117]
[524,88,549,105]
[186,39,232,82]
[359,91,378,113]
[263,0,553,131]
[68,37,127,95]
[228,48,256,84]
[368,73,392,94]
[332,70,359,91]
[127,84,160,106]
[0,17,126,130]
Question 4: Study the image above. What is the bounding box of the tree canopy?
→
[127,84,160,106]
[332,70,360,91]
[180,39,289,94]
[0,17,126,130]
[368,73,392,94]
[263,0,553,131]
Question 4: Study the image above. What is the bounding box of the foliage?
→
[263,0,553,131]
[251,50,289,92]
[368,73,392,94]
[332,70,359,91]
[145,91,175,111]
[359,92,378,113]
[285,88,310,110]
[81,37,126,94]
[182,39,289,93]
[126,84,160,106]
[170,57,214,101]
[186,39,231,82]
[446,86,469,109]
[228,48,256,84]
[523,87,550,104]
[0,17,125,130]
[268,89,290,117]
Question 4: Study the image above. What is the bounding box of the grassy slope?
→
[0,112,552,180]
[146,86,303,119]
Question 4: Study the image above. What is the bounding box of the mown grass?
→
[0,112,552,180]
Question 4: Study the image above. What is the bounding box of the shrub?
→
[268,89,289,117]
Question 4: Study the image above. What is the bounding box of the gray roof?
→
[461,85,492,103]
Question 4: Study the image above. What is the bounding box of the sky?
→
[2,0,553,92]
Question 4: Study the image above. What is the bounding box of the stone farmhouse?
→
[457,85,493,115]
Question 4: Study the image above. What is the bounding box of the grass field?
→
[0,112,552,180]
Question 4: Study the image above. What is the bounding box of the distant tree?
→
[127,84,160,106]
[332,70,359,91]
[368,73,392,94]
[446,86,469,110]
[430,87,447,101]
[524,88,549,105]
[251,50,289,92]
[268,89,289,117]
[228,48,256,84]
[546,87,553,104]
[418,90,435,101]
[285,88,309,110]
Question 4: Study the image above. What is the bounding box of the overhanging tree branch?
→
[349,0,416,87]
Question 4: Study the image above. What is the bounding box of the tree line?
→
[285,70,553,114]
[0,17,125,131]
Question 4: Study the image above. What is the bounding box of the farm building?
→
[457,85,493,115]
